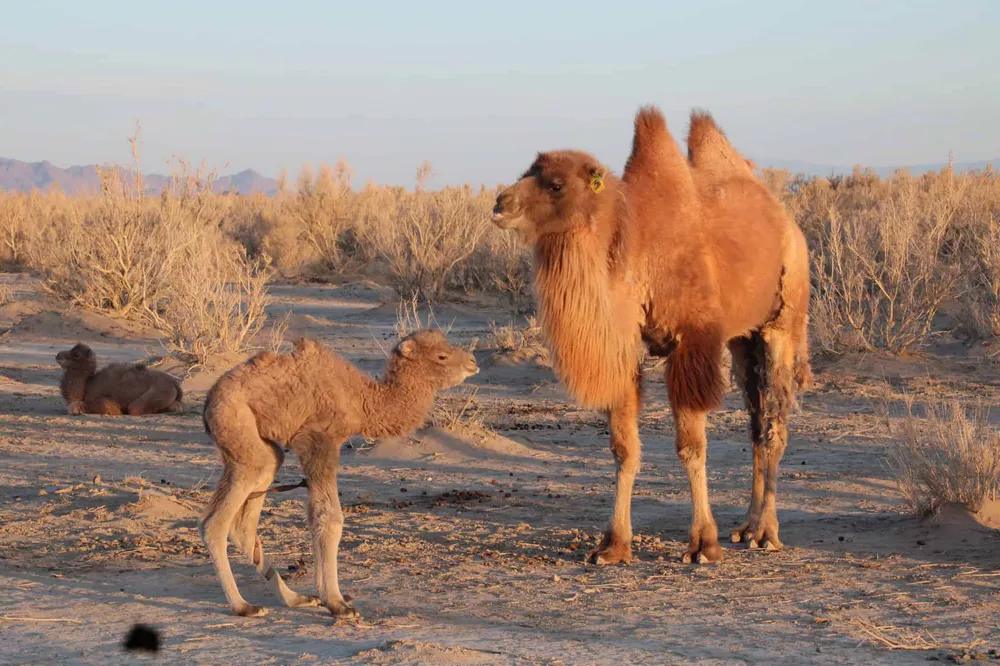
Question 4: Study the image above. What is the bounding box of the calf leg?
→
[200,465,271,617]
[298,433,357,618]
[229,492,322,609]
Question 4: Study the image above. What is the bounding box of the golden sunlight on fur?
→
[199,329,478,619]
[492,105,811,566]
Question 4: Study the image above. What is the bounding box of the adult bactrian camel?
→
[491,106,811,564]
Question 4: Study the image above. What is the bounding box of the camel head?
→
[492,150,613,241]
[56,343,97,371]
[388,328,479,389]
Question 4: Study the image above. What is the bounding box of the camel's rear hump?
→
[686,110,756,183]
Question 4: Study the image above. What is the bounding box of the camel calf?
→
[55,343,183,416]
[200,329,478,618]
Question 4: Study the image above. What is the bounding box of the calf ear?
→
[397,339,417,359]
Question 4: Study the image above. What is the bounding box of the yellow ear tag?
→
[589,172,605,194]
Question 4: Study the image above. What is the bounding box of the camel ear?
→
[588,169,605,194]
[397,339,417,359]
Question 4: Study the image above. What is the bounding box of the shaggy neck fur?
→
[532,181,641,411]
[60,358,97,405]
[361,359,438,439]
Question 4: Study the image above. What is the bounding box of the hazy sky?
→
[1,0,997,186]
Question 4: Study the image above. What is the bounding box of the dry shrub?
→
[158,247,273,364]
[487,316,544,353]
[885,398,1000,516]
[365,182,492,301]
[23,139,272,364]
[462,227,533,313]
[762,165,1000,354]
[0,192,28,269]
[806,169,961,353]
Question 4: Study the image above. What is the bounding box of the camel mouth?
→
[491,209,521,229]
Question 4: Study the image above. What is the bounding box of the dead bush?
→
[808,169,961,353]
[366,176,491,301]
[885,398,1000,516]
[26,131,273,364]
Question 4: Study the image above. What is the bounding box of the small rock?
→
[37,489,47,496]
[552,574,560,582]
[400,488,407,493]
[93,475,101,485]
[838,536,845,542]
[816,647,823,653]
[917,540,927,546]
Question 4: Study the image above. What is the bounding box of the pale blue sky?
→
[1,0,997,186]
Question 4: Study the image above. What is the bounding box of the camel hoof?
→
[587,540,633,566]
[682,542,724,564]
[748,537,783,552]
[289,594,323,608]
[327,599,359,619]
[234,603,268,618]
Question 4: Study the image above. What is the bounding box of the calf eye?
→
[549,182,563,192]
[438,354,448,361]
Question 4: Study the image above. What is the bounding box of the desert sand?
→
[1,272,998,665]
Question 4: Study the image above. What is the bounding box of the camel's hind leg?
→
[729,334,768,544]
[200,408,282,617]
[126,386,175,416]
[229,483,322,610]
[745,326,798,551]
[83,397,123,415]
[589,379,642,565]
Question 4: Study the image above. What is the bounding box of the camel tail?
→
[686,109,755,179]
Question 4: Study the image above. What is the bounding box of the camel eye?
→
[437,354,448,361]
[549,181,563,192]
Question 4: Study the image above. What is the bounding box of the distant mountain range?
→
[755,158,998,179]
[1,156,996,196]
[0,158,279,196]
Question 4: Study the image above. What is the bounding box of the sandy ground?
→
[1,272,999,665]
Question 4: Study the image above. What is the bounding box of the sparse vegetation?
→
[885,398,1000,516]
[2,153,999,358]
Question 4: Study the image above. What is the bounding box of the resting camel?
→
[491,106,811,565]
[200,329,478,618]
[55,343,183,416]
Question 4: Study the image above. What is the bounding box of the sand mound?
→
[128,493,197,521]
[7,309,160,342]
[934,499,1000,531]
[350,639,505,666]
[361,426,547,464]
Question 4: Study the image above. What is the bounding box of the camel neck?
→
[60,366,95,404]
[532,229,641,411]
[362,370,436,439]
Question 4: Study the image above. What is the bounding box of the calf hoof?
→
[233,603,268,618]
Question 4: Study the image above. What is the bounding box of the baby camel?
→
[56,343,183,416]
[200,329,479,619]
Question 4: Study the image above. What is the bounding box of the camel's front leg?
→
[589,382,641,565]
[675,407,723,564]
[302,451,357,619]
